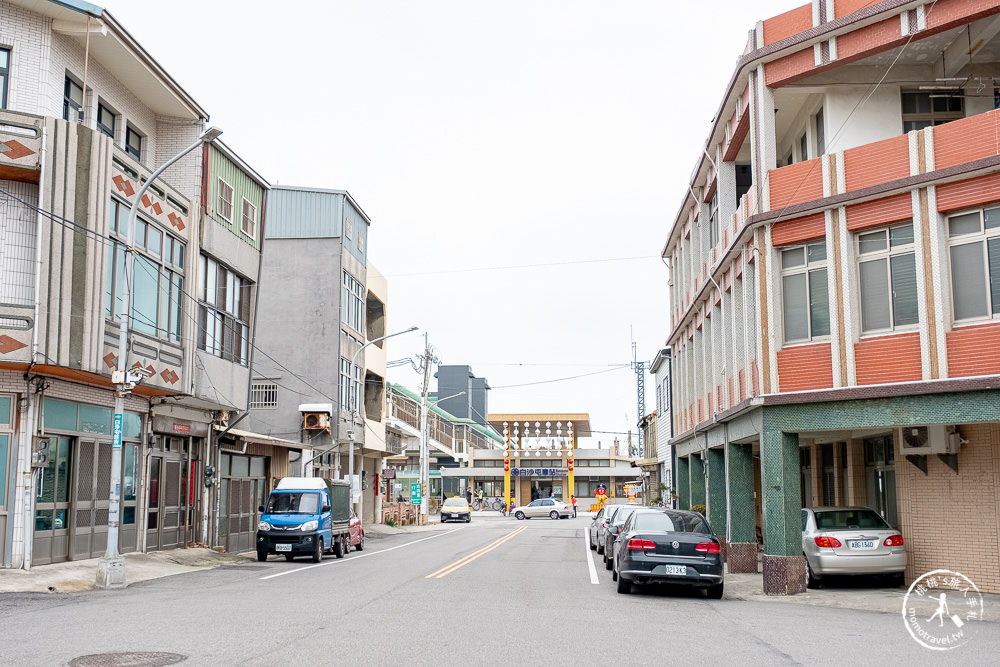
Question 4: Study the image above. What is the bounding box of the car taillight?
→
[627,539,656,550]
[695,542,721,553]
[884,535,904,547]
[814,536,843,548]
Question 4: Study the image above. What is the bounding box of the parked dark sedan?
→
[611,509,724,598]
[602,504,647,568]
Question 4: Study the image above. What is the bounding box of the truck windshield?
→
[265,492,320,515]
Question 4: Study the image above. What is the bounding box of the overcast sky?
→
[114,0,796,446]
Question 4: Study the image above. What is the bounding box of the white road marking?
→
[584,527,599,585]
[259,527,466,580]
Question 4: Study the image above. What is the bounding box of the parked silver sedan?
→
[589,505,615,550]
[513,498,573,520]
[801,506,906,588]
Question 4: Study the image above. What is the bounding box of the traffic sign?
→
[410,482,422,505]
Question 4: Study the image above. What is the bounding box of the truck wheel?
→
[355,531,365,551]
[312,538,323,563]
[342,535,350,557]
[256,550,267,562]
[333,536,345,558]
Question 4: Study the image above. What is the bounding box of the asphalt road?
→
[1,516,997,665]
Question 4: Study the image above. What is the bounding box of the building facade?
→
[663,0,1000,594]
[0,0,284,568]
[650,348,673,505]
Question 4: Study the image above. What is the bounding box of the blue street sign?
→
[112,414,123,450]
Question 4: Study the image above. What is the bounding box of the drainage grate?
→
[69,652,186,667]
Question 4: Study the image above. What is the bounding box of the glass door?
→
[33,437,73,565]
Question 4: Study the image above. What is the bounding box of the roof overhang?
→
[214,425,303,450]
[8,1,208,120]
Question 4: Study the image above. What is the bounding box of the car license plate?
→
[848,540,876,550]
[276,544,292,552]
[664,565,687,575]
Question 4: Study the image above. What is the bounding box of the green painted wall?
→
[690,454,706,510]
[707,448,726,534]
[728,443,756,543]
[208,147,264,249]
[677,456,690,510]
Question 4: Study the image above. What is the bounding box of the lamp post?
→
[96,126,223,590]
[346,326,418,513]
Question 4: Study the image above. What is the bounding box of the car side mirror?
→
[258,505,264,513]
[322,505,330,513]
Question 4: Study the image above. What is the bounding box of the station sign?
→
[511,468,569,477]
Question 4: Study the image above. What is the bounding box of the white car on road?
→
[513,498,573,520]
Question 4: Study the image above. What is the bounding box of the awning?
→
[214,425,303,450]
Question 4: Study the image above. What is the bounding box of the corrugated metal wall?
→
[265,187,343,239]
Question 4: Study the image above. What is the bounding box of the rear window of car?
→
[612,506,640,524]
[634,511,711,534]
[814,509,889,530]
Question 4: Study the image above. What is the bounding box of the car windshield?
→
[265,492,320,515]
[443,498,467,507]
[612,506,639,524]
[634,511,711,534]
[814,509,889,530]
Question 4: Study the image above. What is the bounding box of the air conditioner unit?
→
[303,412,330,430]
[898,425,961,456]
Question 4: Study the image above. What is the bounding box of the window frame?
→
[249,382,278,409]
[198,254,251,365]
[342,271,364,333]
[856,222,919,334]
[96,101,116,139]
[124,125,143,161]
[240,197,256,238]
[340,358,362,413]
[217,178,234,222]
[779,241,831,344]
[901,90,963,133]
[63,76,83,122]
[0,47,10,109]
[946,206,1000,323]
[105,197,185,341]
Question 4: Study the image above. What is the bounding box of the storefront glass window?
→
[250,457,265,477]
[55,438,71,502]
[44,399,77,430]
[78,404,112,434]
[220,454,231,476]
[124,444,137,502]
[0,396,10,424]
[231,455,249,477]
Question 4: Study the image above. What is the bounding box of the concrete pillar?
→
[832,442,845,505]
[809,442,822,506]
[707,448,726,539]
[727,442,758,573]
[845,438,866,506]
[676,456,690,510]
[761,430,806,595]
[690,454,706,511]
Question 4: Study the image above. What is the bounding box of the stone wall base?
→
[762,554,806,595]
[727,542,759,573]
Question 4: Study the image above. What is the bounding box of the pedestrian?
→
[397,493,404,503]
[571,495,578,518]
[531,488,539,501]
[465,487,472,505]
[477,487,484,511]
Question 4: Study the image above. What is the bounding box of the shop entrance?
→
[528,480,563,502]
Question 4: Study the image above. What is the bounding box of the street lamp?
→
[347,326,418,513]
[97,126,223,590]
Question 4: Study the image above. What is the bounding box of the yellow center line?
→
[425,526,527,579]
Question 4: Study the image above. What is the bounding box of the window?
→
[781,241,830,343]
[105,198,184,340]
[125,125,142,161]
[96,102,115,139]
[901,91,963,132]
[217,178,234,221]
[815,107,825,156]
[857,223,918,332]
[345,217,353,240]
[0,48,10,109]
[241,197,256,237]
[947,206,1000,321]
[342,271,364,332]
[799,133,808,161]
[357,229,365,253]
[708,193,719,249]
[250,382,278,409]
[198,255,251,365]
[63,76,83,122]
[340,358,361,412]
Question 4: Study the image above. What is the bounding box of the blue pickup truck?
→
[256,477,352,562]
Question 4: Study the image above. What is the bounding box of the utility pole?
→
[417,334,438,525]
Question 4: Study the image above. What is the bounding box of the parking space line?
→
[425,526,527,579]
[259,527,465,580]
[584,527,599,584]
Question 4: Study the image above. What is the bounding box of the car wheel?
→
[706,583,724,600]
[333,536,345,558]
[805,557,821,589]
[256,550,268,562]
[887,572,904,587]
[604,551,613,570]
[355,531,365,551]
[312,537,323,563]
[342,535,351,557]
[284,553,295,562]
[590,534,596,551]
[466,516,471,523]
[616,570,630,594]
[549,511,559,520]
[597,540,604,555]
